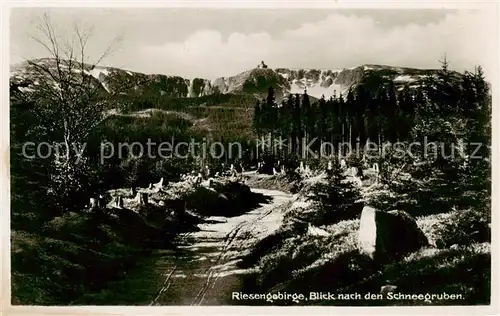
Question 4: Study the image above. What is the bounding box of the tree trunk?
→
[349,124,352,148]
[378,132,382,156]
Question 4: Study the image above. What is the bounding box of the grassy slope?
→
[110,93,259,141]
[237,172,491,306]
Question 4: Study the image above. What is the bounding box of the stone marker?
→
[155,177,164,188]
[135,192,149,206]
[347,166,356,177]
[358,206,428,261]
[193,173,203,187]
[340,159,347,169]
[134,192,141,204]
[97,195,105,207]
[89,197,98,209]
[372,163,380,173]
[115,195,124,208]
[140,192,149,206]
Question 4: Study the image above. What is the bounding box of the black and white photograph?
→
[3,1,498,311]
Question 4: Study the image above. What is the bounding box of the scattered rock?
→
[450,244,460,250]
[380,285,398,296]
[358,206,429,261]
[89,197,98,209]
[154,177,164,189]
[218,193,229,201]
[307,223,329,237]
[327,161,333,171]
[340,159,347,170]
[97,194,108,207]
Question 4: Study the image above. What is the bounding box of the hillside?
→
[10,56,491,306]
[275,64,445,98]
[11,58,447,101]
[9,58,459,142]
[10,58,214,98]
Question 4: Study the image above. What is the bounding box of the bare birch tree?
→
[27,13,121,167]
[16,13,122,212]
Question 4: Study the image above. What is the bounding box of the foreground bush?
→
[305,163,362,226]
[431,208,491,248]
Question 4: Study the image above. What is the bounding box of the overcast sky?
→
[10,7,498,79]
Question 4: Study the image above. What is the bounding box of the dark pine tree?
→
[253,100,262,136]
[387,81,399,142]
[292,93,302,156]
[345,88,356,146]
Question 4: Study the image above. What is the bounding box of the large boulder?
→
[358,206,429,261]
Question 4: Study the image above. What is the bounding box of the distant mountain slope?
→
[210,64,444,101]
[10,58,215,98]
[274,64,445,99]
[10,58,447,102]
[10,58,465,144]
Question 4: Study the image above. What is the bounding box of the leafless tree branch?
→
[23,13,120,166]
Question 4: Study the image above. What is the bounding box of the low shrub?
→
[432,208,491,248]
[306,163,362,225]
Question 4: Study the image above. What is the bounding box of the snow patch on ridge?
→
[289,80,347,99]
[89,68,110,81]
[394,75,416,82]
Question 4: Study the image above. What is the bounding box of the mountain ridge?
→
[10,58,446,101]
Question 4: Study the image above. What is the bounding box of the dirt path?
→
[145,188,292,306]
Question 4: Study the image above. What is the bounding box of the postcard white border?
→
[1,1,498,316]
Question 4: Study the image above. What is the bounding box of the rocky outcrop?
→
[334,66,365,86]
[211,67,291,99]
[189,78,213,97]
[358,206,429,261]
